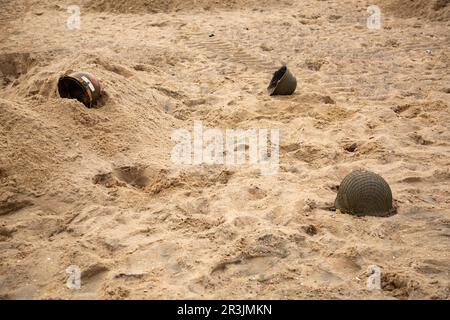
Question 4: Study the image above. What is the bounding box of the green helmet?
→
[335,169,395,217]
[267,66,297,96]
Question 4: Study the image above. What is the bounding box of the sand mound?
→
[0,46,178,220]
[377,0,450,20]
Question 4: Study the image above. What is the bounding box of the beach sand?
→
[0,0,449,299]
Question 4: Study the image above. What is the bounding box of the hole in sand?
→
[344,142,358,152]
[112,166,149,188]
[0,52,34,87]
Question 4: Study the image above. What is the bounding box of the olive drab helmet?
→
[334,169,395,217]
[267,66,297,96]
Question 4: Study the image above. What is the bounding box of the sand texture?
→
[0,0,449,299]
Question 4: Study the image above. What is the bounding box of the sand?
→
[0,0,449,299]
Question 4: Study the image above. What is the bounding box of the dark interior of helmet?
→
[57,77,88,106]
[267,66,287,92]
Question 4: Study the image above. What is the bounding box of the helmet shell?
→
[334,169,394,217]
[267,66,297,96]
[57,71,101,107]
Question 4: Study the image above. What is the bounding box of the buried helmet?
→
[57,71,101,107]
[334,169,395,217]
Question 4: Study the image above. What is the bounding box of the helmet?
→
[267,66,297,96]
[57,71,101,107]
[334,169,395,217]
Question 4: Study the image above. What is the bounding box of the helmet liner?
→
[57,72,101,108]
